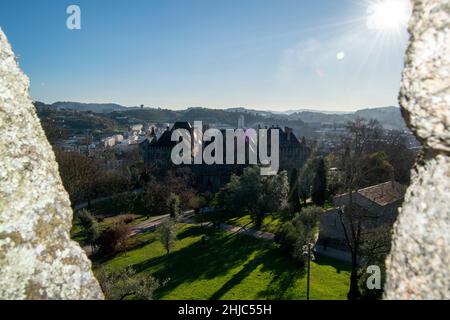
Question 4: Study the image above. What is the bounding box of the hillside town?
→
[2,0,447,304]
[32,100,422,300]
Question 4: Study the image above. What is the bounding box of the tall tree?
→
[143,177,169,218]
[158,219,177,254]
[298,159,314,205]
[167,193,181,219]
[76,209,100,252]
[56,151,101,205]
[288,168,302,215]
[311,158,327,206]
[275,206,322,266]
[216,166,289,228]
[336,118,385,300]
[360,151,394,187]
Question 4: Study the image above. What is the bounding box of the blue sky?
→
[0,0,410,111]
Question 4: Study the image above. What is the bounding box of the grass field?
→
[96,224,350,300]
[227,213,282,234]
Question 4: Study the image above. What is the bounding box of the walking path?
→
[129,214,169,236]
[128,212,275,241]
[85,209,350,263]
[187,219,275,241]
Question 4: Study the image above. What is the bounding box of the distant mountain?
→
[284,106,406,130]
[51,101,128,113]
[42,101,406,130]
[279,109,352,115]
[354,107,406,130]
[288,111,353,124]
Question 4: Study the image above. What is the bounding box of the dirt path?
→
[129,214,169,236]
[184,218,275,241]
[85,213,350,263]
[128,211,276,241]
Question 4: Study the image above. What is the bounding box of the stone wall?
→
[0,28,104,299]
[384,0,450,299]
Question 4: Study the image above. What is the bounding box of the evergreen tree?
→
[312,158,327,206]
[167,193,181,219]
[288,168,302,215]
[158,219,177,254]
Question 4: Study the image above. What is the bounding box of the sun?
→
[366,0,411,33]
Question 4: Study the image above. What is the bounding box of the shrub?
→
[275,206,322,266]
[95,266,160,300]
[97,222,131,255]
[77,209,96,229]
[86,219,101,250]
[120,214,135,224]
[275,221,298,253]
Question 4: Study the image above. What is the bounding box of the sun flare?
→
[366,0,411,33]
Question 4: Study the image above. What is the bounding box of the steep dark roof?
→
[147,122,302,149]
[266,126,301,147]
[150,121,192,148]
[172,121,192,131]
[150,130,175,148]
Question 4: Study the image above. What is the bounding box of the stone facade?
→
[140,122,311,191]
[318,181,406,251]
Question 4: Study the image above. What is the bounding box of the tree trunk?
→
[348,252,361,300]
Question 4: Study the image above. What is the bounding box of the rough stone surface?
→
[384,0,450,300]
[0,28,104,299]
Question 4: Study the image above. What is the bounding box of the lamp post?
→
[303,242,315,301]
[307,243,311,300]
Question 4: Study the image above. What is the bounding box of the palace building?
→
[139,121,311,191]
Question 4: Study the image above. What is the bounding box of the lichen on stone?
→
[384,0,450,300]
[0,28,103,300]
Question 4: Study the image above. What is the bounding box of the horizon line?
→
[34,99,399,114]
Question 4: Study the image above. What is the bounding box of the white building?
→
[102,134,124,148]
[238,115,245,128]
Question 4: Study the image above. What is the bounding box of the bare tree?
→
[56,150,101,206]
[336,118,391,299]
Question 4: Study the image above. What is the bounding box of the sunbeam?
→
[366,0,411,33]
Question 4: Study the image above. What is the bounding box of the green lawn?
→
[227,213,282,234]
[96,224,350,300]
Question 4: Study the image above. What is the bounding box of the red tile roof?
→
[357,181,407,206]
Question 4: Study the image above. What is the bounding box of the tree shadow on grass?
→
[113,224,345,300]
[314,255,351,273]
[255,252,306,299]
[210,244,309,300]
[127,235,158,252]
[176,224,211,240]
[209,251,267,300]
[131,226,264,299]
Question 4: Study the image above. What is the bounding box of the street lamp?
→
[302,242,316,301]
